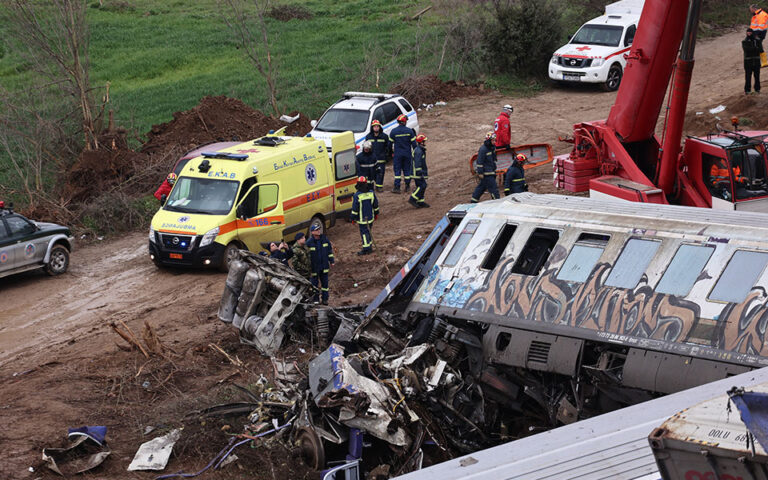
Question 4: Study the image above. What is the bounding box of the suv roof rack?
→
[341,92,397,102]
[201,152,249,161]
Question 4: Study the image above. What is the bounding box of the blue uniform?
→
[351,190,379,253]
[355,150,376,186]
[389,124,416,190]
[504,162,527,195]
[365,130,392,189]
[410,144,428,205]
[471,140,500,202]
[306,234,334,303]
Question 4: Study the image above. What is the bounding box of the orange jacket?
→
[710,163,746,185]
[752,9,768,31]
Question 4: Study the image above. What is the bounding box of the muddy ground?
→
[2,30,767,479]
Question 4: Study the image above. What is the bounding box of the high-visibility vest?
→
[752,9,768,31]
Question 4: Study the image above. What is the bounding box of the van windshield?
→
[571,24,623,47]
[164,177,239,215]
[315,108,369,133]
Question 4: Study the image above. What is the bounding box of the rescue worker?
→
[471,132,501,203]
[365,119,392,192]
[355,140,377,187]
[350,176,379,255]
[504,153,529,195]
[494,104,513,151]
[389,114,417,194]
[710,158,747,200]
[306,224,334,305]
[291,232,311,280]
[744,28,763,94]
[154,172,177,202]
[409,134,429,208]
[269,241,293,265]
[751,4,768,43]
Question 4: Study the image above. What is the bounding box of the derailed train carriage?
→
[366,192,768,428]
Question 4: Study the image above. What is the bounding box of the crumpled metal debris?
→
[42,429,111,476]
[128,428,182,471]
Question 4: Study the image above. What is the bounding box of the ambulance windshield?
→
[314,108,370,133]
[571,24,623,47]
[164,177,239,215]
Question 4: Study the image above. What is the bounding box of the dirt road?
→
[1,30,761,478]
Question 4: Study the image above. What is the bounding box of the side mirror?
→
[160,194,167,206]
[310,120,318,128]
[236,204,247,220]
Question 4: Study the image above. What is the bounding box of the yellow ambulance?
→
[148,128,358,270]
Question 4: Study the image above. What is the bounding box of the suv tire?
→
[603,64,623,92]
[45,244,69,275]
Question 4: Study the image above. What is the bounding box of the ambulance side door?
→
[235,182,284,251]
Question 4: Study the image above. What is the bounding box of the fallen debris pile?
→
[214,250,519,477]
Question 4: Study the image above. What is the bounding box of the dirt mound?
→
[684,93,768,135]
[267,4,313,21]
[389,75,486,107]
[141,96,312,159]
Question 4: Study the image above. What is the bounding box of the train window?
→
[511,228,560,276]
[656,244,714,296]
[481,224,518,270]
[605,238,660,289]
[443,220,480,267]
[709,250,768,304]
[557,245,605,283]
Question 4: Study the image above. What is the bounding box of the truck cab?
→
[549,0,642,91]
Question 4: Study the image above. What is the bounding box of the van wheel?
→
[221,242,240,272]
[45,245,69,276]
[603,64,622,92]
[309,215,324,235]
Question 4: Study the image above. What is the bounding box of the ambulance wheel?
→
[221,242,240,272]
[309,215,324,235]
[603,64,622,92]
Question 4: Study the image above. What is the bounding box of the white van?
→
[548,0,643,91]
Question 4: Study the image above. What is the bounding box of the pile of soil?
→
[684,92,768,135]
[390,75,485,107]
[141,96,312,159]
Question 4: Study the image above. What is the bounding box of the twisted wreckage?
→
[218,193,768,476]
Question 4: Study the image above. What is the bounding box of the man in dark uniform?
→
[291,232,311,280]
[355,141,377,187]
[409,134,429,208]
[504,153,529,195]
[350,176,379,255]
[471,132,500,202]
[744,28,763,94]
[389,114,417,194]
[306,224,334,305]
[365,119,392,193]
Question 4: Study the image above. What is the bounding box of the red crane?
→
[555,0,768,212]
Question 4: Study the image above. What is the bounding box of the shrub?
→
[483,0,563,78]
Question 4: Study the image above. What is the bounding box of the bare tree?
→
[4,0,101,151]
[220,0,281,116]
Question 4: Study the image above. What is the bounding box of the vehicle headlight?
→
[149,226,156,243]
[550,55,559,65]
[200,226,219,247]
[591,58,605,67]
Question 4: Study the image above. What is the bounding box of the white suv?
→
[309,92,419,153]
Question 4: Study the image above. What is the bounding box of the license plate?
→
[563,73,581,81]
[169,253,183,259]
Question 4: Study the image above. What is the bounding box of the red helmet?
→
[371,119,382,127]
[397,114,407,124]
[167,172,178,185]
[357,176,367,184]
[415,134,427,144]
[515,153,527,163]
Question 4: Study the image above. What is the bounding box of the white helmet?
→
[362,140,372,150]
[503,104,513,113]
